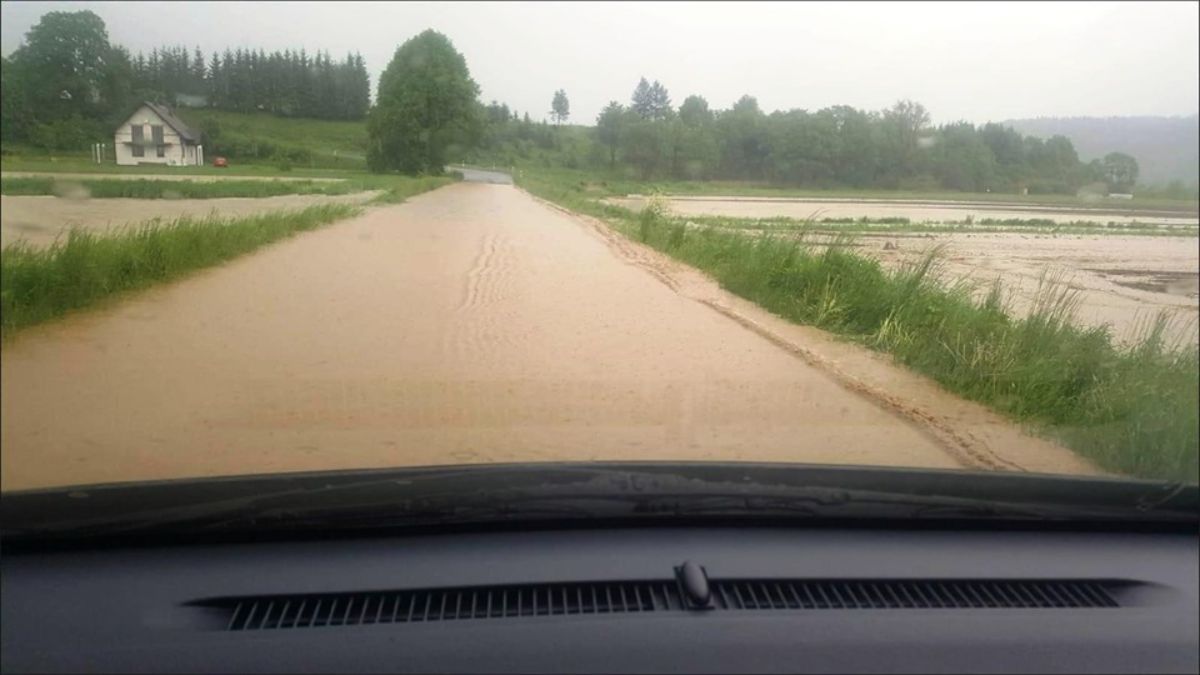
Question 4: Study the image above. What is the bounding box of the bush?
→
[29,116,104,151]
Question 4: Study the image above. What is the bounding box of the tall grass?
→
[1,204,359,338]
[0,177,364,199]
[518,169,1200,482]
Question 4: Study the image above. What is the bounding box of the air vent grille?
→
[199,579,1120,631]
[214,581,683,631]
[709,580,1118,611]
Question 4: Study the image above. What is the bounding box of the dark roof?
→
[140,101,200,143]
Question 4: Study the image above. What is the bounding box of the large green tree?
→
[7,11,128,123]
[1,56,34,143]
[367,30,481,173]
[551,89,569,125]
[595,101,625,168]
[1101,152,1139,193]
[678,95,713,127]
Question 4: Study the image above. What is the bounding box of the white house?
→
[114,102,204,167]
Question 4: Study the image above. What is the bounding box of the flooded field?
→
[0,171,345,183]
[0,182,1095,491]
[609,196,1200,345]
[607,195,1200,227]
[859,232,1199,346]
[0,191,380,248]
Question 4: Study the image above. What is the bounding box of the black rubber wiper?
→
[3,462,1196,542]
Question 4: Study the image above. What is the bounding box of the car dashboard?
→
[2,523,1197,673]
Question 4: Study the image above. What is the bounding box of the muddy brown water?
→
[0,192,380,248]
[863,232,1199,346]
[607,196,1200,226]
[0,183,1096,491]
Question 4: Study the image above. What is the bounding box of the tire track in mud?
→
[524,190,1028,473]
[452,229,523,360]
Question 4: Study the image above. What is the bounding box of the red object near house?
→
[213,156,229,168]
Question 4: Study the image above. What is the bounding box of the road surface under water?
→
[1,180,1096,490]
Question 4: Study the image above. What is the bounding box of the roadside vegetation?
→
[517,168,1199,483]
[0,171,456,339]
[369,175,456,203]
[1,205,357,338]
[0,176,366,199]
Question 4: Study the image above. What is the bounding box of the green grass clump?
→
[0,177,364,199]
[369,175,457,204]
[1,204,358,338]
[517,168,1199,482]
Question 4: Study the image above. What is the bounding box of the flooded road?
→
[1,183,1095,490]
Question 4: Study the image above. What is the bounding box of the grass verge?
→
[0,204,358,339]
[0,176,364,199]
[516,168,1199,483]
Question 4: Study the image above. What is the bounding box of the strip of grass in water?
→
[1,204,359,338]
[0,176,366,199]
[516,168,1199,483]
[674,214,1197,237]
[516,166,1200,214]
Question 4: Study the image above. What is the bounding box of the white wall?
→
[113,105,200,167]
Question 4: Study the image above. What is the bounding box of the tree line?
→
[581,79,1140,194]
[130,45,370,121]
[450,75,1139,194]
[1,10,370,152]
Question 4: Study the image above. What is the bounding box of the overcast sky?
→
[3,1,1197,125]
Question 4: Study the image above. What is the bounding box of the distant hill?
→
[1000,115,1198,187]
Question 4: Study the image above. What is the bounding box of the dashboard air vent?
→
[195,579,1120,631]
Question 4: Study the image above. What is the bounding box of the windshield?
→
[0,1,1196,509]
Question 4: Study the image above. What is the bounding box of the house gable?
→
[116,103,198,145]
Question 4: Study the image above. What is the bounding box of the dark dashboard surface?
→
[3,524,1197,673]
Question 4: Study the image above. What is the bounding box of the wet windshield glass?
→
[1,1,1196,496]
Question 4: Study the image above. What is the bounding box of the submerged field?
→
[601,195,1199,347]
[0,172,454,248]
[606,195,1200,227]
[0,192,380,248]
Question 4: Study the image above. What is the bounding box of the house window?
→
[131,124,144,158]
[151,125,165,158]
